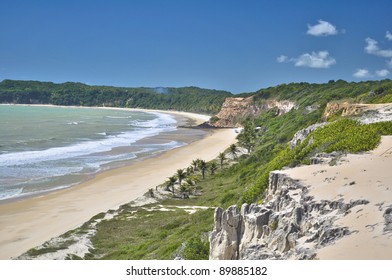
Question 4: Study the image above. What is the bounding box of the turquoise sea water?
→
[0,105,184,201]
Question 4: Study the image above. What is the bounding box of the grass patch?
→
[87,207,214,259]
[25,239,77,257]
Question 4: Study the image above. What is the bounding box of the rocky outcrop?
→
[322,102,392,123]
[384,207,392,232]
[209,171,369,260]
[209,206,242,260]
[310,151,343,165]
[211,97,296,127]
[289,123,327,150]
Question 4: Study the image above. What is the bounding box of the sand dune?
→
[283,136,392,259]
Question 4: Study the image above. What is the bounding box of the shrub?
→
[183,235,209,260]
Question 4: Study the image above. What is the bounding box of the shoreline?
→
[0,106,236,259]
[0,103,211,126]
[0,104,208,205]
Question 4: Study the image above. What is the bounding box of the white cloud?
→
[365,37,392,57]
[307,20,338,36]
[293,51,336,68]
[353,68,390,78]
[353,68,371,78]
[376,69,390,77]
[386,31,392,41]
[276,55,288,63]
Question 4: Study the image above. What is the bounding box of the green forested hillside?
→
[0,80,232,114]
[242,79,392,107]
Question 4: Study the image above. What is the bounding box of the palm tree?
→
[176,169,186,187]
[185,177,195,186]
[199,160,207,179]
[229,144,238,159]
[186,166,194,175]
[179,184,189,199]
[210,162,218,175]
[165,176,177,196]
[191,159,200,171]
[185,178,195,195]
[218,152,226,169]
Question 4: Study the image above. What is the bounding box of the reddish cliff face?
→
[212,97,254,127]
[210,96,296,127]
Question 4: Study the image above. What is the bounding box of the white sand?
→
[0,109,236,259]
[283,136,392,259]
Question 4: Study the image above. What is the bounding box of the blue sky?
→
[0,0,391,93]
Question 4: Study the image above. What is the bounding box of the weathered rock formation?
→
[209,171,369,260]
[289,123,327,150]
[384,207,392,232]
[322,102,392,123]
[310,151,343,165]
[210,97,296,127]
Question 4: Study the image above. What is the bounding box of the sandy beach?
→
[283,136,392,259]
[0,109,237,259]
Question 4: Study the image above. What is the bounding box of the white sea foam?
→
[0,186,23,200]
[0,112,177,167]
[0,184,79,201]
[129,112,176,128]
[105,115,132,119]
[0,109,180,201]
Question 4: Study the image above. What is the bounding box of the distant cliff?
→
[323,102,392,123]
[210,96,296,127]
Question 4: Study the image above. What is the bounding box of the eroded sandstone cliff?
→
[209,171,369,260]
[210,97,296,127]
[322,102,392,123]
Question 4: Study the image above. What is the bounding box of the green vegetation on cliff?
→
[244,79,392,107]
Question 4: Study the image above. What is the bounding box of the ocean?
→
[0,105,202,201]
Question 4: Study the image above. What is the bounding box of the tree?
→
[179,184,189,199]
[166,176,177,195]
[176,169,186,187]
[210,162,218,175]
[186,166,194,174]
[237,121,256,153]
[185,178,195,185]
[148,188,154,198]
[218,152,226,169]
[229,144,238,159]
[198,160,207,179]
[191,159,200,172]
